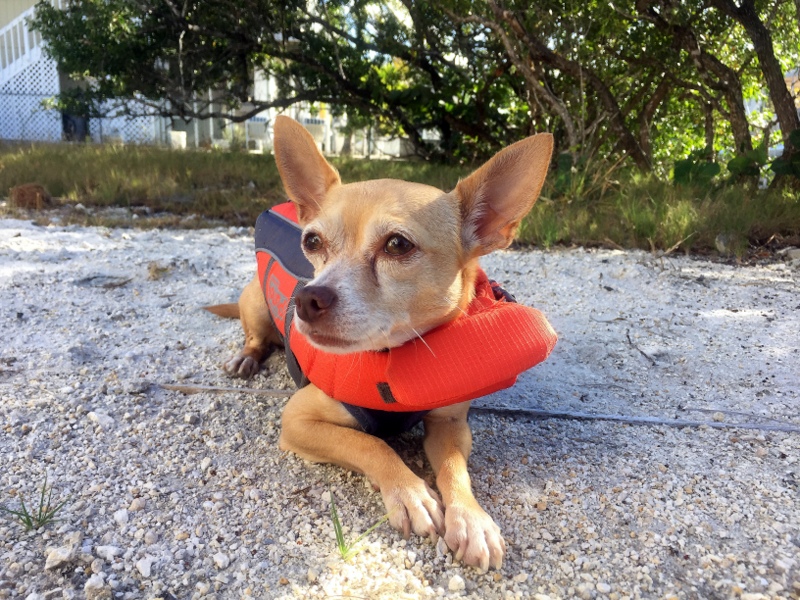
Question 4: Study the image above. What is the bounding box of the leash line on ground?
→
[471,406,800,433]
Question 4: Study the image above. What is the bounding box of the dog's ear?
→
[456,133,553,256]
[273,115,341,223]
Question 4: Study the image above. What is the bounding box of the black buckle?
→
[489,279,517,303]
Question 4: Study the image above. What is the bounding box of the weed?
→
[329,489,390,561]
[0,474,68,531]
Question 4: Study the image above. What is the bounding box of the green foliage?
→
[726,142,768,179]
[329,489,389,561]
[520,167,800,257]
[673,149,721,187]
[30,0,800,170]
[0,474,68,531]
[770,130,800,178]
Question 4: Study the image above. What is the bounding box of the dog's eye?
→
[384,234,415,256]
[303,232,323,252]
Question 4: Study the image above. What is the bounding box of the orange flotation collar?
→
[256,203,558,412]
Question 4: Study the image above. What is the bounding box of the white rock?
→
[128,497,146,511]
[184,413,200,424]
[135,555,155,577]
[87,411,115,429]
[44,532,82,570]
[113,509,129,526]
[213,552,230,569]
[448,574,466,591]
[307,568,319,583]
[436,537,449,558]
[95,546,122,561]
[45,545,75,570]
[196,581,211,595]
[513,573,529,583]
[143,530,158,545]
[596,582,612,594]
[84,574,110,600]
[200,457,213,472]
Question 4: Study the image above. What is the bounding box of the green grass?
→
[329,489,390,561]
[2,142,798,256]
[521,176,800,257]
[0,474,69,531]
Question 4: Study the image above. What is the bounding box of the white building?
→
[0,0,415,157]
[1,0,171,144]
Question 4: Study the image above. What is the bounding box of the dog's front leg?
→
[279,384,444,540]
[423,403,505,571]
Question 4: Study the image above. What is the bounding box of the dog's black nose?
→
[295,286,337,323]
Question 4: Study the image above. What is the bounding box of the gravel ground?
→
[0,216,798,600]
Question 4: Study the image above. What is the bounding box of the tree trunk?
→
[340,131,353,156]
[706,0,800,157]
[638,78,672,163]
[704,102,715,159]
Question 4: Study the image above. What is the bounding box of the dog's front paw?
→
[444,501,505,571]
[380,477,444,541]
[222,353,260,378]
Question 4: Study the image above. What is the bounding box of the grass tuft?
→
[0,474,69,531]
[329,489,390,561]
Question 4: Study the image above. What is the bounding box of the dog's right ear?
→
[273,115,341,224]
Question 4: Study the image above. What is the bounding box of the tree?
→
[31,0,799,177]
[705,0,800,165]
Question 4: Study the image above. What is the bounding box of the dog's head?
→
[273,116,553,353]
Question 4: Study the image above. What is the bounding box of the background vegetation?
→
[4,0,799,256]
[2,142,797,257]
[30,0,800,185]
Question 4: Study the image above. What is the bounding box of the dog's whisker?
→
[410,327,437,358]
[442,296,470,317]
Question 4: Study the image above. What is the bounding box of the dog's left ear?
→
[456,133,553,256]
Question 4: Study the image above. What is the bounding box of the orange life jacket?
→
[256,202,558,412]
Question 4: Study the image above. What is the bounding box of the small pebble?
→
[128,497,146,511]
[95,546,122,561]
[113,509,128,526]
[135,555,155,577]
[45,546,75,570]
[213,552,230,569]
[83,573,109,600]
[448,574,466,591]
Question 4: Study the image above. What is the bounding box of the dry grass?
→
[2,142,798,257]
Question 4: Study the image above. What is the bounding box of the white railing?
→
[0,0,68,89]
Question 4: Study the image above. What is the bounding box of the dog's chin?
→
[295,321,414,354]
[302,331,362,354]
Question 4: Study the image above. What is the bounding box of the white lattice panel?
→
[0,55,61,141]
[94,107,165,145]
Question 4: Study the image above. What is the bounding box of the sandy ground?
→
[0,217,798,600]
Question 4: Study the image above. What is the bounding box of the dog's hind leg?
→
[223,275,283,378]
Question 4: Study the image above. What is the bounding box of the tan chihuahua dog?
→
[220,116,552,570]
